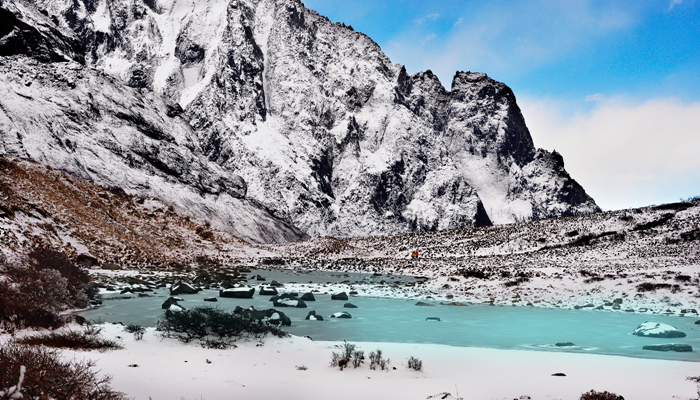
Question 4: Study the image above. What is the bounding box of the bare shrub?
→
[0,342,126,399]
[407,356,422,371]
[330,340,364,370]
[295,365,308,371]
[124,324,145,340]
[369,349,390,370]
[579,389,625,400]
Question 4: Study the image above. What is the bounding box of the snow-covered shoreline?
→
[57,323,698,400]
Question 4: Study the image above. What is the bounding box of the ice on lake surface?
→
[77,270,700,363]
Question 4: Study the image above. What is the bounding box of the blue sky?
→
[304,0,700,211]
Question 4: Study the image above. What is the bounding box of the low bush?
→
[579,390,625,400]
[636,282,673,292]
[14,329,122,351]
[124,324,145,340]
[0,248,100,331]
[458,268,491,280]
[330,340,364,370]
[156,306,288,345]
[0,342,126,399]
[407,356,422,371]
[369,349,390,370]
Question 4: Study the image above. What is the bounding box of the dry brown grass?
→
[0,155,249,267]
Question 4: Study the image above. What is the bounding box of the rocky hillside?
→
[0,155,279,266]
[19,0,598,238]
[0,0,304,243]
[264,198,700,314]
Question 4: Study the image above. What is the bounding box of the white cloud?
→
[421,33,437,45]
[669,0,683,10]
[585,93,606,102]
[520,97,700,210]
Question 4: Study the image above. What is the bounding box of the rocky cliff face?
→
[4,0,599,240]
[0,0,304,243]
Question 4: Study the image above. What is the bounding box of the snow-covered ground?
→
[53,323,698,400]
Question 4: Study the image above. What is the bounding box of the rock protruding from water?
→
[554,342,576,347]
[300,292,316,301]
[344,303,358,308]
[331,292,348,300]
[162,296,183,309]
[273,298,307,308]
[203,297,218,302]
[233,306,291,326]
[632,322,686,338]
[330,312,352,319]
[259,286,278,295]
[305,310,324,321]
[219,287,255,298]
[426,317,441,322]
[170,283,198,295]
[415,302,435,307]
[642,344,693,352]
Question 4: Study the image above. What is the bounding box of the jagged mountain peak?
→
[2,0,599,241]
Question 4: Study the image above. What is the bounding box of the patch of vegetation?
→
[579,390,625,400]
[0,342,126,399]
[407,356,423,371]
[124,324,145,340]
[636,282,674,292]
[457,268,491,280]
[368,349,390,370]
[330,340,364,370]
[632,214,674,231]
[653,202,693,211]
[156,306,288,346]
[14,328,122,351]
[0,248,99,331]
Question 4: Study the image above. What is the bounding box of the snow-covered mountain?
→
[2,0,598,240]
[0,0,304,243]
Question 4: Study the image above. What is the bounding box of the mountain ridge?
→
[3,0,598,240]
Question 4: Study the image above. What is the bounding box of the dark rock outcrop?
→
[331,292,348,301]
[642,344,693,352]
[219,287,255,299]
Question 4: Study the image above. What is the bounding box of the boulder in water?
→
[219,287,255,298]
[259,286,278,295]
[170,283,198,295]
[331,292,348,300]
[426,317,441,322]
[632,322,686,338]
[305,310,324,321]
[330,312,352,319]
[300,292,316,301]
[273,298,307,308]
[642,344,693,352]
[162,296,183,309]
[344,303,358,308]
